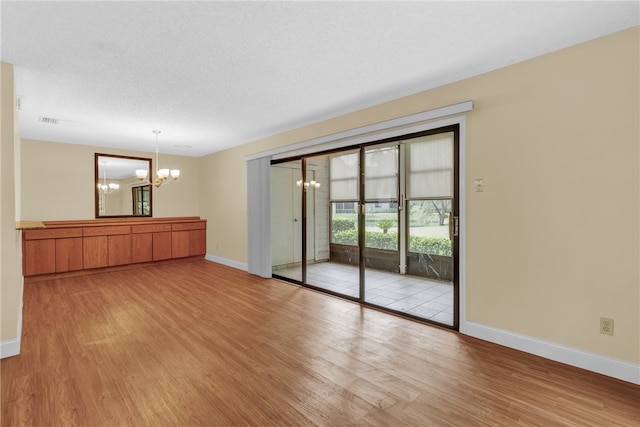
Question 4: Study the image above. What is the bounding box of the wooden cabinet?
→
[23,228,83,275]
[172,222,206,258]
[171,231,190,258]
[108,235,132,266]
[131,233,153,263]
[83,236,108,269]
[55,238,83,272]
[21,217,206,279]
[153,232,172,260]
[23,239,56,276]
[189,229,206,256]
[131,224,173,263]
[82,226,131,268]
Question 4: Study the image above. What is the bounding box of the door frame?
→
[269,115,467,331]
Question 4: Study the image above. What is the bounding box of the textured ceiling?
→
[1,1,638,157]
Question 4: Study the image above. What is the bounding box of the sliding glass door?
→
[271,125,458,329]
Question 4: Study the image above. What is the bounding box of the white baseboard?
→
[204,254,248,272]
[461,320,639,385]
[0,337,20,359]
[0,299,22,359]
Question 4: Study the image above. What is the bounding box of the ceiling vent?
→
[40,117,60,125]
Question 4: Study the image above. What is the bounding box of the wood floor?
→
[1,260,638,426]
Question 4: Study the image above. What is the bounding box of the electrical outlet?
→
[600,317,614,336]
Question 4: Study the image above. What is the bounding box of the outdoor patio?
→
[274,261,454,326]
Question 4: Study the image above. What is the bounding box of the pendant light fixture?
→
[98,161,120,194]
[136,130,180,187]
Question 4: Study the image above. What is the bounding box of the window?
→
[132,185,151,216]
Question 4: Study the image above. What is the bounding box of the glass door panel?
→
[362,145,403,306]
[406,199,454,325]
[271,161,303,282]
[402,131,456,326]
[306,152,360,298]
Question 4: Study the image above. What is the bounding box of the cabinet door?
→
[108,234,132,266]
[24,239,56,276]
[131,233,153,264]
[83,236,108,269]
[171,231,190,258]
[153,232,172,260]
[56,238,83,272]
[189,229,206,256]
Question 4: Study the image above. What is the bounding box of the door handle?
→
[449,213,459,239]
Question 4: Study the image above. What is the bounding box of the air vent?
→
[40,117,60,125]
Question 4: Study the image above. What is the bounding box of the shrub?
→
[332,218,356,233]
[332,229,358,245]
[365,231,397,250]
[331,228,452,257]
[376,219,394,233]
[409,236,452,256]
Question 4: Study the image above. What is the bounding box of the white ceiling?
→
[1,1,638,157]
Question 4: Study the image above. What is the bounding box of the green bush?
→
[366,231,397,250]
[331,228,452,256]
[332,228,358,245]
[332,218,356,233]
[409,236,452,256]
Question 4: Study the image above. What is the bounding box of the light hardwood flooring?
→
[1,260,638,426]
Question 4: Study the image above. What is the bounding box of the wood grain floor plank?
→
[1,260,639,426]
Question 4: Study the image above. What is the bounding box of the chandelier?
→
[296,179,321,190]
[98,161,120,194]
[136,130,180,187]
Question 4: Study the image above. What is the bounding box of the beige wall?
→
[21,139,200,221]
[1,62,23,344]
[199,28,639,364]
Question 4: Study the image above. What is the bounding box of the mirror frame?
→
[95,153,153,218]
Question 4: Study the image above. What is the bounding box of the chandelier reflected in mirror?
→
[98,161,120,194]
[136,130,180,187]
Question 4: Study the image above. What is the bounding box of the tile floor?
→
[273,261,454,326]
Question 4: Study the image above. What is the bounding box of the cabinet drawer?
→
[83,226,131,236]
[131,224,172,234]
[24,228,82,240]
[172,222,206,231]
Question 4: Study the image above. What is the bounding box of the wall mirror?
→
[95,153,152,218]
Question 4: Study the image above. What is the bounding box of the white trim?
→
[461,321,640,385]
[245,100,473,161]
[0,336,20,359]
[0,299,22,359]
[457,117,467,330]
[205,253,248,272]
